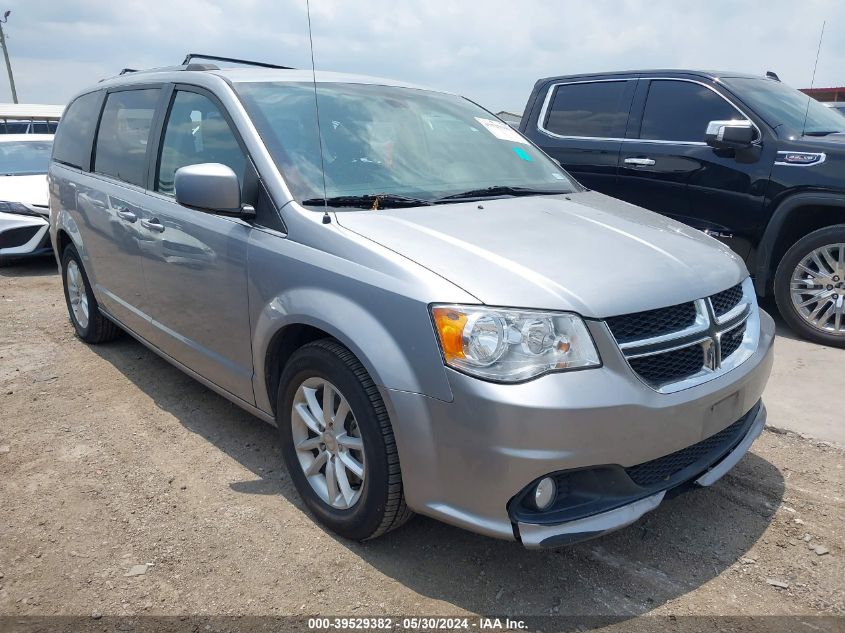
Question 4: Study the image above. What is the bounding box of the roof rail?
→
[181,53,294,70]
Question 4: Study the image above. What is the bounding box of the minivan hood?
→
[336,191,747,318]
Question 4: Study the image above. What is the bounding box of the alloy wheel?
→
[66,259,90,330]
[790,243,845,335]
[290,377,366,510]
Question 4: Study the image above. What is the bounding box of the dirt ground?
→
[0,259,843,626]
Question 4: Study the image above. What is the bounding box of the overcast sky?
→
[3,0,843,112]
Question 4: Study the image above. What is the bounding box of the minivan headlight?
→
[431,305,601,382]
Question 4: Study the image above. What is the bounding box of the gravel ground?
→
[0,259,843,626]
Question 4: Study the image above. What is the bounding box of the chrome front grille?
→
[629,344,704,386]
[606,278,759,393]
[605,302,697,344]
[710,284,743,317]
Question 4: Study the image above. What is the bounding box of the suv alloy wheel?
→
[775,225,845,348]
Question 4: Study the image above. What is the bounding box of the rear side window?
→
[544,81,631,138]
[94,89,160,187]
[156,90,246,195]
[640,80,742,142]
[53,92,102,169]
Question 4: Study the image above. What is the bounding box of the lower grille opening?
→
[625,414,748,487]
[0,225,40,249]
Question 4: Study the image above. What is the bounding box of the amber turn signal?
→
[432,306,467,360]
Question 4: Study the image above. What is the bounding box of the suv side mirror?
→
[705,120,756,150]
[174,163,255,219]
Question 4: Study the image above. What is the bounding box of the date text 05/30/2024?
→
[307,617,528,630]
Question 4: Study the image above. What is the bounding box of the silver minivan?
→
[49,58,775,548]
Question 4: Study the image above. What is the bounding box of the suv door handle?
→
[116,210,137,223]
[140,218,165,233]
[624,157,656,166]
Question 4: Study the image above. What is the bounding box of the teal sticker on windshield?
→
[512,147,532,161]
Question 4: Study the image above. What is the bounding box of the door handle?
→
[116,210,137,223]
[624,157,656,166]
[140,218,165,233]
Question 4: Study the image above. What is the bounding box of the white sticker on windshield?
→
[474,117,529,144]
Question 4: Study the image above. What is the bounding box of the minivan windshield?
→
[0,140,52,176]
[235,82,578,207]
[723,77,845,137]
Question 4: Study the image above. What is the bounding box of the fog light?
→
[534,477,556,510]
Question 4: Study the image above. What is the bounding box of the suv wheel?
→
[277,339,412,540]
[61,245,122,343]
[774,225,845,348]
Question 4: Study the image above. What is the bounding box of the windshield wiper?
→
[436,186,567,202]
[804,130,844,137]
[301,194,433,209]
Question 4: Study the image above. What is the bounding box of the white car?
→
[0,134,53,264]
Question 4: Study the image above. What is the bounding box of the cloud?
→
[1,0,843,112]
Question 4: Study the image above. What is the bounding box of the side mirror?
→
[705,120,756,150]
[174,163,255,218]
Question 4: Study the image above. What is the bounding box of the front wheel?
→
[774,225,845,348]
[277,339,412,540]
[61,245,122,343]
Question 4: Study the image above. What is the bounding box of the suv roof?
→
[534,69,766,84]
[96,53,435,93]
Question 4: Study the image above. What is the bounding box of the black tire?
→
[774,224,845,348]
[277,339,413,540]
[61,245,122,344]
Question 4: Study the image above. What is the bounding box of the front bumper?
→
[0,211,51,259]
[380,309,775,543]
[517,401,766,548]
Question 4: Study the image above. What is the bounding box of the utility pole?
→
[0,11,18,104]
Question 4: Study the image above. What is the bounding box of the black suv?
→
[520,70,845,347]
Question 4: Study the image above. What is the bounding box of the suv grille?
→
[606,282,755,392]
[605,302,697,344]
[711,284,743,317]
[628,345,704,386]
[720,321,746,360]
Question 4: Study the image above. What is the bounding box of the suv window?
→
[640,80,742,142]
[94,89,160,187]
[544,81,630,138]
[156,90,246,196]
[52,92,102,169]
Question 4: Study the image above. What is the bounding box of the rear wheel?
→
[277,339,412,540]
[774,225,845,348]
[61,245,121,343]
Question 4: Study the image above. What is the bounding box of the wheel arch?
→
[252,288,452,418]
[262,322,334,417]
[55,228,73,259]
[754,192,845,295]
[53,207,88,266]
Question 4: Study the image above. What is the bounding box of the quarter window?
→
[544,81,631,138]
[640,80,743,142]
[52,91,104,169]
[156,91,246,196]
[94,89,160,186]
